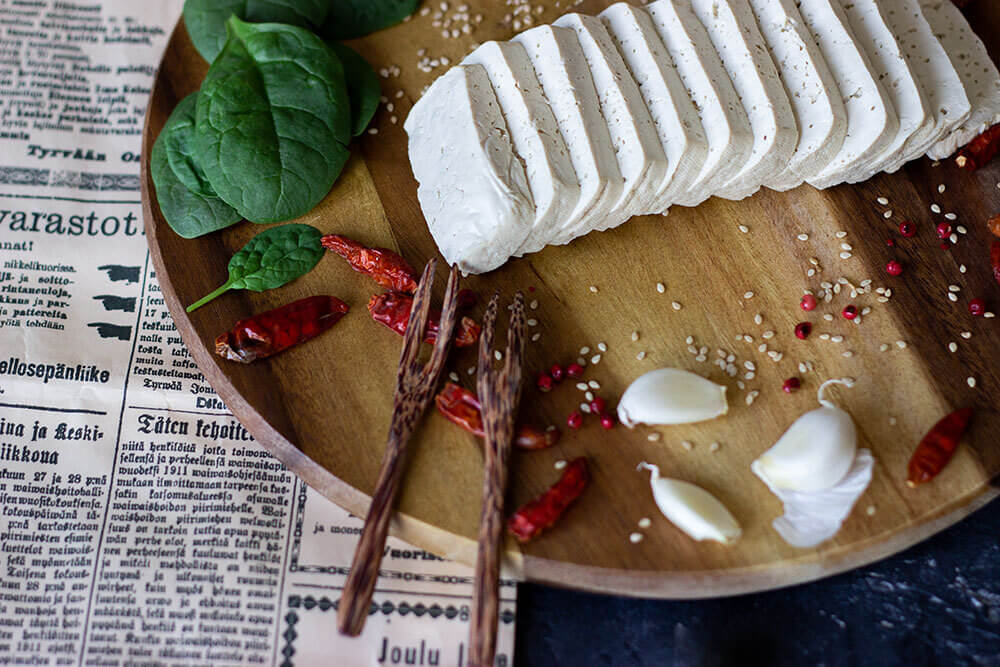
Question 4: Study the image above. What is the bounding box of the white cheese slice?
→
[691,0,799,200]
[748,0,847,191]
[463,41,581,256]
[598,3,710,213]
[800,0,898,188]
[404,65,533,275]
[513,25,625,245]
[920,0,1000,160]
[645,0,753,206]
[553,13,669,224]
[878,0,970,169]
[837,0,932,182]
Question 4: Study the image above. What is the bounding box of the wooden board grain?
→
[142,2,1000,598]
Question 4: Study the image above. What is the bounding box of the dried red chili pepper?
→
[215,296,349,363]
[321,234,419,293]
[988,215,1000,238]
[991,240,1000,287]
[508,457,589,543]
[955,124,1000,170]
[368,292,480,347]
[906,408,974,487]
[434,382,560,450]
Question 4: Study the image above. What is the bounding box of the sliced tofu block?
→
[513,25,625,244]
[920,0,1000,160]
[553,13,668,224]
[799,0,898,188]
[878,0,970,168]
[748,0,847,191]
[599,3,709,213]
[838,0,932,181]
[463,41,580,255]
[645,0,753,206]
[404,65,533,275]
[691,0,798,200]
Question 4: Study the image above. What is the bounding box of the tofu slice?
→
[799,0,898,189]
[645,0,753,206]
[691,0,798,200]
[552,13,669,224]
[837,0,933,181]
[463,41,580,255]
[404,65,533,275]
[920,0,1000,160]
[878,0,970,169]
[747,0,847,191]
[598,3,710,213]
[513,25,625,244]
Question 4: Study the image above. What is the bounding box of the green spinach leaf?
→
[162,93,215,197]
[194,16,351,223]
[321,0,421,40]
[328,42,380,136]
[151,96,242,239]
[186,223,324,312]
[183,0,331,62]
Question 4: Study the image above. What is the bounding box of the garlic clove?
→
[751,406,857,492]
[755,449,874,548]
[617,368,728,428]
[638,463,742,544]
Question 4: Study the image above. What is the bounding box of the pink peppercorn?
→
[589,397,606,414]
[549,364,564,383]
[969,299,986,316]
[936,222,952,240]
[537,374,554,393]
[566,363,584,378]
[782,377,801,393]
[794,322,812,340]
[567,412,583,429]
[898,221,915,237]
[800,294,818,311]
[842,305,858,320]
[599,414,615,430]
[886,238,896,247]
[886,260,903,276]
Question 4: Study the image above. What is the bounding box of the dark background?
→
[514,496,999,666]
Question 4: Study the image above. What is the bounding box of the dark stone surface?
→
[514,497,1000,666]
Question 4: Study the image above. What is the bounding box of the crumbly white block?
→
[599,3,709,213]
[838,0,932,182]
[800,0,898,189]
[513,25,625,244]
[645,0,753,206]
[748,0,847,191]
[552,13,668,224]
[920,0,1000,160]
[463,41,581,255]
[404,65,534,275]
[691,0,798,200]
[878,0,970,169]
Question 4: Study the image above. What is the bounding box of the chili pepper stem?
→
[186,281,232,313]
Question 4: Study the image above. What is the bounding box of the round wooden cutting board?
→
[142,2,1000,598]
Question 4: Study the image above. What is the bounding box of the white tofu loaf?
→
[406,0,1000,274]
[404,65,533,275]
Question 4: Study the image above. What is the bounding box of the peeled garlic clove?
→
[617,368,728,428]
[638,463,742,544]
[757,449,874,548]
[751,406,857,492]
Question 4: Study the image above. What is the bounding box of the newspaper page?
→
[0,2,516,665]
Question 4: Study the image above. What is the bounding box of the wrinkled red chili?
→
[508,457,589,543]
[368,292,480,347]
[955,124,1000,171]
[215,296,349,363]
[321,234,419,293]
[434,382,561,450]
[991,240,1000,287]
[906,408,974,487]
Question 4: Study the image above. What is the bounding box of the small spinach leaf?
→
[162,93,215,197]
[183,0,331,62]
[151,95,242,239]
[186,223,324,312]
[194,16,351,223]
[329,42,380,137]
[321,0,421,41]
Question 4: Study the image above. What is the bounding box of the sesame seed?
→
[889,416,897,426]
[632,331,640,342]
[575,383,588,391]
[743,291,755,299]
[948,342,958,353]
[866,505,877,516]
[467,366,476,375]
[938,184,946,194]
[672,301,682,311]
[554,459,567,470]
[948,293,958,302]
[681,440,693,451]
[967,376,977,388]
[696,354,707,362]
[879,344,889,352]
[840,252,853,260]
[841,243,853,251]
[823,313,834,322]
[588,380,600,389]
[877,197,889,205]
[656,282,666,293]
[744,360,756,370]
[744,371,755,380]
[835,230,848,238]
[957,225,968,235]
[896,340,907,349]
[709,442,720,453]
[580,346,591,355]
[367,127,379,135]
[638,517,652,529]
[985,312,996,319]
[754,313,763,325]
[882,210,892,219]
[531,333,541,342]
[647,432,661,442]
[591,354,602,364]
[831,335,844,343]
[931,204,941,213]
[584,390,594,402]
[637,351,647,361]
[449,372,460,382]
[820,333,831,340]
[589,285,599,293]
[686,335,695,345]
[530,299,538,309]
[738,225,749,233]
[494,350,503,361]
[842,351,853,358]
[950,233,959,244]
[745,390,759,406]
[629,532,644,544]
[743,334,753,343]
[945,213,957,221]
[597,342,607,352]
[961,331,972,339]
[797,233,809,241]
[527,318,538,326]
[580,403,591,414]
